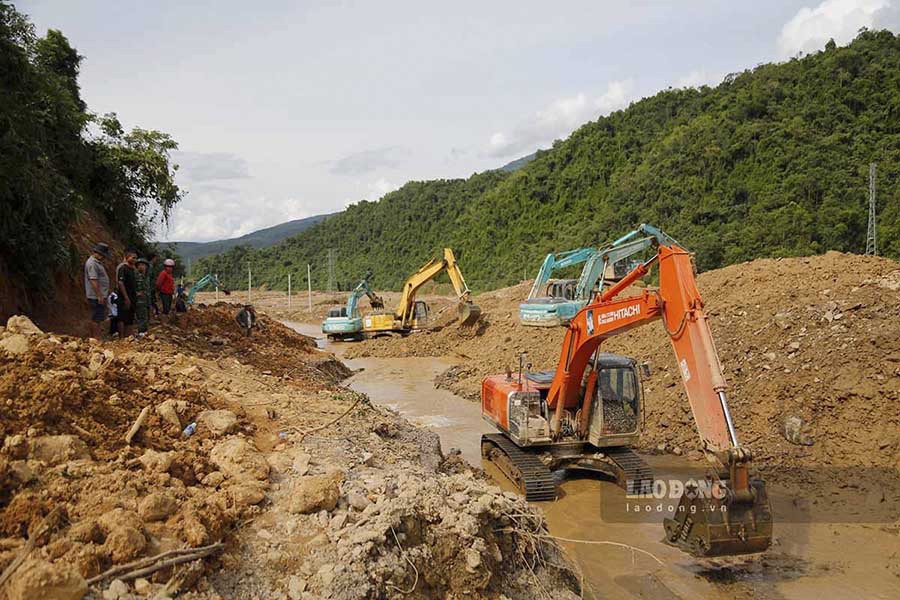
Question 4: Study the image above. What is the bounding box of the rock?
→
[133,578,152,595]
[103,579,130,600]
[361,451,374,466]
[102,579,128,600]
[97,509,143,534]
[155,400,182,429]
[104,526,146,562]
[2,434,28,459]
[289,472,345,514]
[763,352,777,361]
[68,519,103,545]
[330,512,348,530]
[209,438,269,481]
[672,446,683,456]
[138,491,177,522]
[788,341,801,352]
[288,575,306,600]
[291,452,311,475]
[202,471,225,487]
[28,435,90,466]
[6,558,86,600]
[6,315,42,336]
[228,482,267,507]
[773,312,792,330]
[783,416,813,446]
[197,410,238,436]
[346,491,371,511]
[139,449,174,472]
[464,547,482,572]
[0,334,30,356]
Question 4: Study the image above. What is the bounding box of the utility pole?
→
[248,268,252,304]
[866,162,877,256]
[215,273,219,303]
[326,248,336,293]
[287,273,292,310]
[307,263,312,312]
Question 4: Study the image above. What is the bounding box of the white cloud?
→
[366,178,400,200]
[675,69,722,89]
[486,79,634,158]
[777,0,891,59]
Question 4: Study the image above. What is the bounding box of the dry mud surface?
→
[0,307,579,599]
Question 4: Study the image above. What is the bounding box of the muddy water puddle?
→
[284,322,899,600]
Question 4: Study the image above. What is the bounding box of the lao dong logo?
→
[627,478,727,501]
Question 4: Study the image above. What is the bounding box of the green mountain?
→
[199,30,900,292]
[163,213,335,263]
[498,151,539,172]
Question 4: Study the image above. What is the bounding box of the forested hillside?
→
[200,30,900,291]
[0,2,181,312]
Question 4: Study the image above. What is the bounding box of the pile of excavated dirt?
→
[166,302,352,385]
[345,253,900,477]
[0,306,581,599]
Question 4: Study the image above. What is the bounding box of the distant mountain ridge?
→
[163,213,335,262]
[197,30,900,291]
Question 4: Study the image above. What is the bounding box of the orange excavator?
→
[480,224,772,557]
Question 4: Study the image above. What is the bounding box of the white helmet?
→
[164,258,175,267]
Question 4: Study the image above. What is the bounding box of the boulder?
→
[209,438,269,481]
[197,409,238,436]
[228,481,267,507]
[138,449,174,473]
[289,472,344,514]
[0,334,30,356]
[138,491,177,522]
[28,435,90,466]
[6,315,42,336]
[103,526,146,562]
[5,558,86,600]
[783,416,813,446]
[155,400,182,429]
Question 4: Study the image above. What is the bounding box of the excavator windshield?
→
[597,367,639,434]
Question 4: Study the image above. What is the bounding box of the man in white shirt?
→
[84,242,111,339]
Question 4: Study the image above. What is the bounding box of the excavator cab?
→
[588,356,641,442]
[410,300,429,329]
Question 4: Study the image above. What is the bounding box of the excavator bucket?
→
[458,301,481,326]
[663,478,773,557]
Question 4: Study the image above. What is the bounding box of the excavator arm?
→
[527,248,596,300]
[546,229,772,557]
[187,274,229,305]
[395,248,481,327]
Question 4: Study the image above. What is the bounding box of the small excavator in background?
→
[482,224,772,558]
[186,274,230,305]
[519,247,595,326]
[519,231,654,327]
[322,272,385,340]
[363,248,481,335]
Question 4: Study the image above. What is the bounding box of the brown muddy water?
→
[285,322,900,600]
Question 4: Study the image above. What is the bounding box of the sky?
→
[17,0,900,242]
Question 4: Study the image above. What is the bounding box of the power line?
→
[866,163,877,256]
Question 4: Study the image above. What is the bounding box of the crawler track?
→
[481,434,556,501]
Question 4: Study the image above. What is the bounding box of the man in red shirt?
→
[156,258,176,316]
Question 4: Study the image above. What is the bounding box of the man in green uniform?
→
[135,258,151,334]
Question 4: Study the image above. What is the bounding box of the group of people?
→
[83,242,179,339]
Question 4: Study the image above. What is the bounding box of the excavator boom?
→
[485,225,772,558]
[394,248,480,328]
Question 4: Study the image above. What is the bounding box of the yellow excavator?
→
[363,248,481,335]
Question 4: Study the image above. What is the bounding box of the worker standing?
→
[116,250,138,338]
[156,258,176,316]
[135,258,151,334]
[84,242,111,339]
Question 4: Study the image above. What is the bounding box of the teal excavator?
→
[187,274,230,305]
[322,272,384,340]
[519,230,660,327]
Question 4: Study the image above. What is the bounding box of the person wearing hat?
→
[135,258,152,333]
[84,242,111,339]
[156,258,176,316]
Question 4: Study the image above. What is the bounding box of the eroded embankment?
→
[0,306,580,600]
